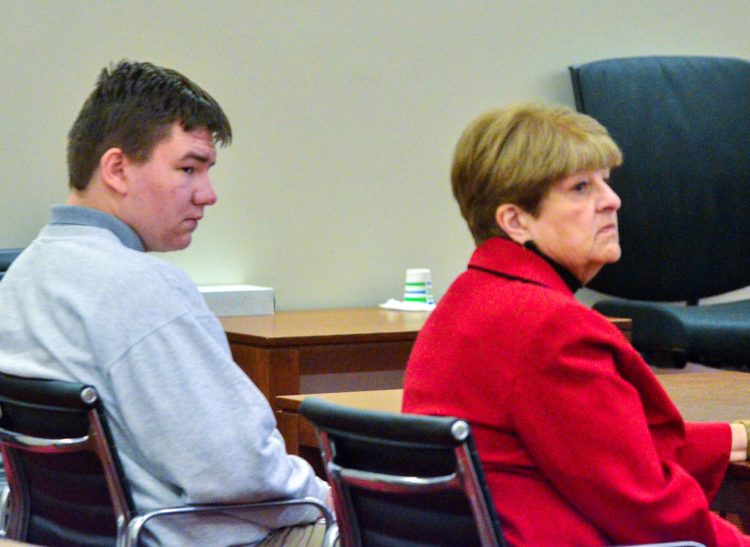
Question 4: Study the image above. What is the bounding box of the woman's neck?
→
[523,240,583,293]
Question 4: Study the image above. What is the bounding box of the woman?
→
[402,103,750,546]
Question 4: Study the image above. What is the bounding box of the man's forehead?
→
[170,122,215,142]
[159,124,217,158]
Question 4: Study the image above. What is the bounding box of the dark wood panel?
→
[297,341,414,375]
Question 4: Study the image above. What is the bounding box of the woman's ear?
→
[495,203,532,244]
[99,148,129,196]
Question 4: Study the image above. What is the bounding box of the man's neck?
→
[66,186,119,218]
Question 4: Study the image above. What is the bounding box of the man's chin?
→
[172,237,192,251]
[145,236,192,253]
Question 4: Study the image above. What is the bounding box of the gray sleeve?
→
[105,312,329,528]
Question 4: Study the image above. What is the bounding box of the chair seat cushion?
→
[594,298,750,366]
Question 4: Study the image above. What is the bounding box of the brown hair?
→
[67,60,232,190]
[451,103,622,245]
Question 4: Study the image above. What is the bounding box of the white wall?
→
[2,1,749,310]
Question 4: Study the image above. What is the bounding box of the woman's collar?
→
[523,240,583,293]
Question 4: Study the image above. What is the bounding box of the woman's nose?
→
[598,179,621,211]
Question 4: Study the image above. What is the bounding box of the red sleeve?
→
[680,422,731,501]
[511,305,747,546]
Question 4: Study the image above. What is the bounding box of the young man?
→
[0,61,330,545]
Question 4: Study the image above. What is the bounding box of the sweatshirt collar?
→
[51,205,144,252]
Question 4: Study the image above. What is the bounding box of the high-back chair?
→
[569,55,750,368]
[0,249,22,282]
[300,396,506,547]
[0,372,334,546]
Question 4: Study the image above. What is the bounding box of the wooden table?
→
[220,308,430,410]
[221,308,632,410]
[657,371,750,524]
[276,370,750,522]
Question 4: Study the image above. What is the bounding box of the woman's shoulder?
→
[539,289,623,334]
[498,282,626,348]
[439,269,624,343]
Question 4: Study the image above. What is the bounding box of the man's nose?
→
[194,176,217,206]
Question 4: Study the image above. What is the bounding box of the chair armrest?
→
[615,542,705,547]
[0,483,9,538]
[122,497,334,547]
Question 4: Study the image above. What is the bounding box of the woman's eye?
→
[181,167,195,174]
[573,181,589,192]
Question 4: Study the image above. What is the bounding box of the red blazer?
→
[402,237,748,546]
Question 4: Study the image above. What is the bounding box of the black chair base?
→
[595,298,750,369]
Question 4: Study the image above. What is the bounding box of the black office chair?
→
[0,248,23,513]
[0,372,335,546]
[301,397,708,547]
[569,55,750,368]
[300,396,505,547]
[0,249,22,283]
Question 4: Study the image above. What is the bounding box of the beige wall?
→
[2,1,749,310]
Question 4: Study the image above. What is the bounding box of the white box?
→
[198,284,275,316]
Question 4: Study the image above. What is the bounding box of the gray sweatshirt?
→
[0,205,329,546]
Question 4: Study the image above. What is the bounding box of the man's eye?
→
[181,167,195,174]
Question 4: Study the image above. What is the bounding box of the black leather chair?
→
[301,397,707,547]
[0,249,22,282]
[0,248,23,512]
[569,55,750,368]
[300,396,506,547]
[0,372,335,546]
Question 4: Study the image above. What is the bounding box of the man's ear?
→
[98,148,129,196]
[495,203,533,244]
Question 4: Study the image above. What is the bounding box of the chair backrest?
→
[300,397,506,547]
[0,372,134,546]
[0,249,23,282]
[570,55,750,302]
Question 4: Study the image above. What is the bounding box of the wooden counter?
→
[221,308,631,409]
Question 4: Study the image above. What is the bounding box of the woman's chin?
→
[602,243,622,264]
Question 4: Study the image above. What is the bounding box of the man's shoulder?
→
[21,225,203,312]
[103,247,203,311]
[57,228,189,287]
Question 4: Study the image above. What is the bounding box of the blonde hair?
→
[451,103,623,245]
